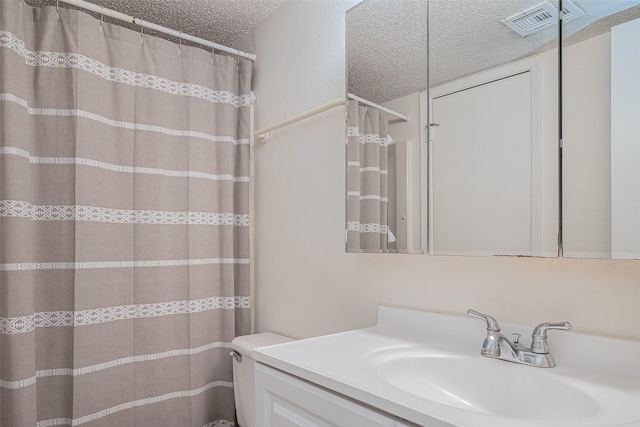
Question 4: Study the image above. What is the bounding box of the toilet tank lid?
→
[231,332,294,356]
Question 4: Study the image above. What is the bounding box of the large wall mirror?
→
[345,0,640,260]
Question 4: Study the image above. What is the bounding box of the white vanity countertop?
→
[253,306,640,427]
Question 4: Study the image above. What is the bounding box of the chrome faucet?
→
[467,309,571,368]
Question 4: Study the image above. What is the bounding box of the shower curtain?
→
[345,99,392,253]
[0,1,251,426]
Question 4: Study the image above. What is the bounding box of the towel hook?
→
[178,31,182,55]
[210,47,215,64]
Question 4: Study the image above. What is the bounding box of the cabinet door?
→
[256,364,402,427]
[431,71,538,256]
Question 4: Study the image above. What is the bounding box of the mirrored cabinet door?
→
[562,2,640,259]
[345,0,427,254]
[427,0,559,257]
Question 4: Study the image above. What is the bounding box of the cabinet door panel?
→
[256,364,398,427]
[432,71,535,256]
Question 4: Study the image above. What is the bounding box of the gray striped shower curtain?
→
[0,1,251,425]
[346,100,391,253]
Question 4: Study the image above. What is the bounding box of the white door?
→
[431,72,533,256]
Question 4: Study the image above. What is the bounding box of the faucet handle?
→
[531,321,572,354]
[467,309,501,332]
[532,321,572,337]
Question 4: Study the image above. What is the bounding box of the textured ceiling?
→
[22,0,640,104]
[27,0,285,48]
[347,0,428,107]
[348,0,640,105]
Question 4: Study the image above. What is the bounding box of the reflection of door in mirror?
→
[387,140,411,252]
[432,72,532,256]
[562,3,640,259]
[430,58,558,257]
[427,0,560,257]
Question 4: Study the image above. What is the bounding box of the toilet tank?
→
[231,333,293,427]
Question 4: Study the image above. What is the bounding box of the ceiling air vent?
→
[561,0,586,25]
[502,0,585,37]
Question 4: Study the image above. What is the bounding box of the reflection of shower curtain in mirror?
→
[346,100,392,253]
[0,1,252,425]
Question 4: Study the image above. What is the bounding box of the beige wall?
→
[236,1,640,342]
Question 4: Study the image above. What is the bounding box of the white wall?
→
[236,1,640,342]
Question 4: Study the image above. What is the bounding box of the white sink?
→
[366,344,640,426]
[377,353,597,422]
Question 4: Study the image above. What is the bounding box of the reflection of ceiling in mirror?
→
[564,3,640,44]
[347,0,427,105]
[347,0,640,105]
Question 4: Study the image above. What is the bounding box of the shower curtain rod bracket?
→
[258,132,271,143]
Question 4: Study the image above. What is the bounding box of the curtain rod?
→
[347,93,409,122]
[57,0,256,61]
[254,94,410,142]
[254,98,346,143]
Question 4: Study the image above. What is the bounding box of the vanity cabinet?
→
[255,363,421,427]
[254,306,640,427]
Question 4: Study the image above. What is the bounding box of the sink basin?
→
[377,353,598,422]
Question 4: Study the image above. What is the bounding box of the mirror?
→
[345,0,427,253]
[345,0,639,259]
[346,0,559,256]
[562,2,640,259]
[428,0,559,257]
